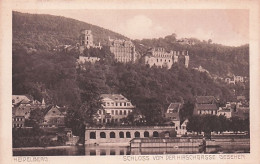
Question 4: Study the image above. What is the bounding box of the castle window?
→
[115,110,118,115]
[112,110,114,115]
[124,110,127,115]
[120,110,122,115]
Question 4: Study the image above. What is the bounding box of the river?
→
[13,142,249,156]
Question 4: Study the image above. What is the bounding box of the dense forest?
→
[13,11,128,51]
[12,11,249,136]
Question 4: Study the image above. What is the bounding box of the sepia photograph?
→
[11,9,250,156]
[0,0,260,163]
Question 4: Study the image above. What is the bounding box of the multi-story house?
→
[40,106,66,128]
[193,96,218,115]
[96,94,135,125]
[12,95,46,128]
[109,37,137,63]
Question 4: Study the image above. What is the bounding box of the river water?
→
[13,143,249,156]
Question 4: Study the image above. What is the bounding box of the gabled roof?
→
[196,104,218,110]
[100,94,129,102]
[43,105,67,116]
[196,96,216,104]
[12,107,31,117]
[12,95,32,104]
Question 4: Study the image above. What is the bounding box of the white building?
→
[144,48,174,69]
[77,56,100,64]
[144,48,189,69]
[96,94,135,125]
[109,37,137,63]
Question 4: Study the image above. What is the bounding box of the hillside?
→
[13,11,128,50]
[12,11,249,130]
[134,35,249,77]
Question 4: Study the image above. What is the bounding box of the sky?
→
[18,9,249,46]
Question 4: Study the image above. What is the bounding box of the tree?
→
[25,108,44,127]
[186,115,202,134]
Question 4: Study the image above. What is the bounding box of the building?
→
[12,95,46,127]
[217,108,232,118]
[225,75,244,84]
[173,50,189,68]
[144,48,173,69]
[40,106,66,128]
[96,94,135,125]
[79,30,94,48]
[164,103,182,132]
[193,96,218,115]
[12,108,25,128]
[78,30,102,54]
[144,48,189,69]
[109,37,137,63]
[179,119,189,135]
[234,76,244,83]
[77,56,100,64]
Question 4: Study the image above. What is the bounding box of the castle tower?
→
[184,51,189,68]
[173,51,178,63]
[79,30,94,48]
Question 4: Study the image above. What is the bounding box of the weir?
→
[85,126,176,145]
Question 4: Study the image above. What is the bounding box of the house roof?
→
[12,95,32,104]
[167,103,182,112]
[100,94,129,102]
[196,96,216,104]
[219,108,231,112]
[196,104,218,110]
[43,105,67,115]
[12,107,31,117]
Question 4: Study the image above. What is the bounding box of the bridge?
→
[85,126,176,145]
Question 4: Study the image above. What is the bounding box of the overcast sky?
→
[17,9,249,46]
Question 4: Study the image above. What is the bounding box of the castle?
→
[144,48,189,69]
[78,30,102,54]
[109,37,137,63]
